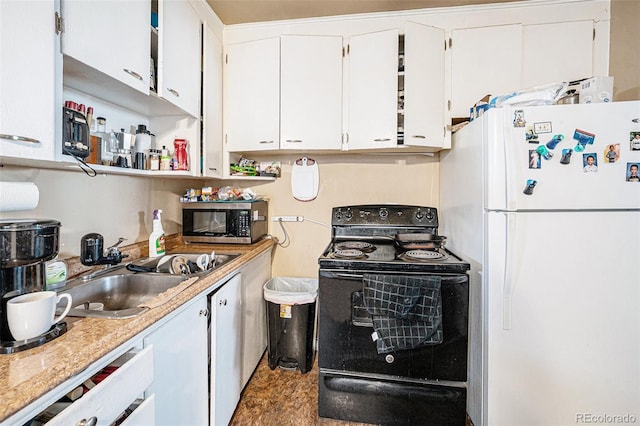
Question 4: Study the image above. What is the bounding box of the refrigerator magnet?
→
[573,129,595,145]
[560,148,573,165]
[533,121,552,134]
[513,110,526,127]
[545,134,564,150]
[626,163,640,182]
[529,150,541,169]
[630,132,640,151]
[525,126,539,144]
[604,144,620,163]
[583,153,598,172]
[536,144,553,160]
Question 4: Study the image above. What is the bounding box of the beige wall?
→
[0,166,196,259]
[610,0,640,101]
[238,154,440,278]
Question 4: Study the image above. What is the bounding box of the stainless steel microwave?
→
[182,200,268,244]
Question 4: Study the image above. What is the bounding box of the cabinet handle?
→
[76,417,97,426]
[123,68,143,81]
[219,299,227,306]
[199,308,209,318]
[0,134,41,144]
[208,167,217,171]
[411,135,426,139]
[167,88,180,98]
[373,138,391,142]
[285,139,302,143]
[258,140,274,144]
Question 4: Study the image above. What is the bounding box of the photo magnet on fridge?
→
[626,163,640,182]
[529,150,541,169]
[583,153,598,172]
[513,110,526,127]
[604,144,620,163]
[630,132,640,151]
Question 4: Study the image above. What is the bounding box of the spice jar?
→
[160,146,171,171]
[148,149,160,171]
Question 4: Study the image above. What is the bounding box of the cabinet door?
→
[347,29,398,149]
[211,274,243,426]
[225,38,280,152]
[240,250,271,388]
[0,1,59,161]
[450,24,522,118]
[404,22,446,148]
[157,0,201,117]
[203,24,224,178]
[144,298,208,426]
[61,0,150,94]
[522,20,594,88]
[280,35,343,150]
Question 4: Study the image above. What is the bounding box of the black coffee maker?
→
[0,219,62,350]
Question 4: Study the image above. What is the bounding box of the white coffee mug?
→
[7,291,72,341]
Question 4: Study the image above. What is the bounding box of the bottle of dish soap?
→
[149,209,166,257]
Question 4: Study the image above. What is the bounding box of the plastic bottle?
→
[149,209,166,258]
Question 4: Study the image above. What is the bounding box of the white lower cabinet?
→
[239,250,270,387]
[144,297,209,426]
[46,345,155,426]
[211,273,243,426]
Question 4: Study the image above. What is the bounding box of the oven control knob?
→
[344,209,353,220]
[426,209,435,221]
[385,354,395,364]
[415,209,425,220]
[379,208,388,219]
[335,210,343,221]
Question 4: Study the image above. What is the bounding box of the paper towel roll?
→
[0,182,39,212]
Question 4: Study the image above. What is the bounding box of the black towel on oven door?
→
[362,274,443,354]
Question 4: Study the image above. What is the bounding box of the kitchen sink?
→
[128,252,240,275]
[57,273,189,319]
[57,252,240,319]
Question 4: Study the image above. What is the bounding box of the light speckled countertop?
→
[0,238,275,423]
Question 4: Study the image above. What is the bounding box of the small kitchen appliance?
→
[182,200,268,244]
[317,204,470,425]
[0,219,66,353]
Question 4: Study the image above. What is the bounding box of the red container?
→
[173,138,188,171]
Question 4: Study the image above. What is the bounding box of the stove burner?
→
[332,249,367,259]
[401,249,447,261]
[335,241,375,252]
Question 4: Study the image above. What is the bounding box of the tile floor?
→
[229,352,472,426]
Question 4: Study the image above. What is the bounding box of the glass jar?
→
[148,149,160,171]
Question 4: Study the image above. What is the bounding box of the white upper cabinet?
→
[403,22,447,149]
[61,0,150,95]
[225,38,280,152]
[280,35,343,150]
[203,24,224,178]
[0,1,60,162]
[157,0,201,117]
[346,29,399,150]
[522,20,594,88]
[450,24,522,118]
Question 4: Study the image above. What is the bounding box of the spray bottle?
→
[149,209,166,257]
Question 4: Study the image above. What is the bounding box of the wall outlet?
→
[272,216,304,222]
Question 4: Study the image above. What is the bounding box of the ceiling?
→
[206,0,524,25]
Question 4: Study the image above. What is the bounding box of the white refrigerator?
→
[440,101,640,426]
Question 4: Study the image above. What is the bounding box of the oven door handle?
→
[334,273,364,279]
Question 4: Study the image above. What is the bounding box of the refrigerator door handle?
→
[503,107,518,211]
[503,212,517,330]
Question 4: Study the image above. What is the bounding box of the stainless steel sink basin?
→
[57,252,240,319]
[58,273,188,319]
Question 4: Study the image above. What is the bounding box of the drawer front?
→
[121,394,155,426]
[48,345,154,426]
